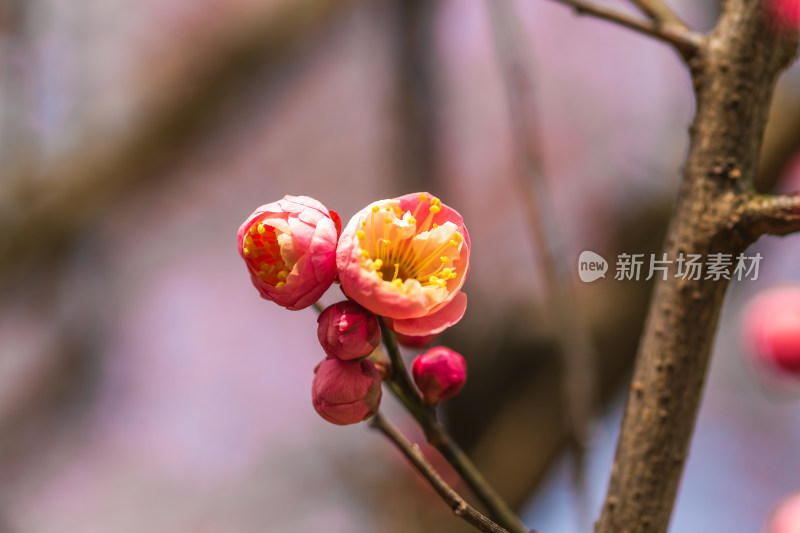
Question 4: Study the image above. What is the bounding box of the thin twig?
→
[378,319,530,533]
[368,412,511,533]
[545,0,703,58]
[486,1,595,529]
[627,0,689,30]
[741,193,800,237]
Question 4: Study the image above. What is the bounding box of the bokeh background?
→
[0,1,799,532]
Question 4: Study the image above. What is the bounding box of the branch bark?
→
[369,412,512,533]
[740,192,800,237]
[595,3,800,533]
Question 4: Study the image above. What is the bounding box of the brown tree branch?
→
[368,412,513,533]
[545,0,703,58]
[595,2,800,533]
[741,193,800,237]
[628,0,689,30]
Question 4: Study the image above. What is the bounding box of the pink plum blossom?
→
[317,300,381,360]
[336,193,470,336]
[411,346,467,404]
[238,196,339,311]
[766,492,800,533]
[312,358,382,425]
[743,285,800,376]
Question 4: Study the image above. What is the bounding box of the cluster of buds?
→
[238,193,471,425]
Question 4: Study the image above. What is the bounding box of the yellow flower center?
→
[242,221,289,288]
[357,194,464,297]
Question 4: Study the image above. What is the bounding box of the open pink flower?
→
[317,300,381,360]
[412,346,467,404]
[312,358,382,425]
[336,193,470,336]
[238,196,339,311]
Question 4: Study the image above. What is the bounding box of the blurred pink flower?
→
[411,346,467,404]
[767,491,800,533]
[312,358,382,425]
[238,196,339,311]
[336,193,470,336]
[743,285,800,376]
[317,300,381,360]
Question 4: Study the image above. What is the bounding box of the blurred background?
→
[0,0,799,531]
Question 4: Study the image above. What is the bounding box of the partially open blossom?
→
[312,358,382,425]
[743,285,800,376]
[317,300,381,360]
[766,492,800,533]
[238,196,339,311]
[412,346,467,404]
[336,193,470,336]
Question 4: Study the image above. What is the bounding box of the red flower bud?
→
[312,358,382,425]
[317,301,381,360]
[411,346,467,404]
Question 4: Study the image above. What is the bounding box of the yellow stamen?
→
[373,259,383,270]
[276,281,286,288]
[357,230,365,240]
[257,224,266,235]
[372,205,380,213]
[392,279,403,288]
[409,216,417,225]
[440,256,449,263]
[392,263,400,281]
[432,223,438,229]
[419,193,428,202]
[385,205,392,212]
[249,225,257,236]
[277,270,289,280]
[430,205,440,214]
[243,247,251,257]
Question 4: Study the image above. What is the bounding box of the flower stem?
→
[369,411,510,533]
[377,318,529,533]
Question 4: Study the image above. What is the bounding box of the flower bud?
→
[312,358,382,425]
[411,346,466,404]
[743,285,800,377]
[317,301,381,360]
